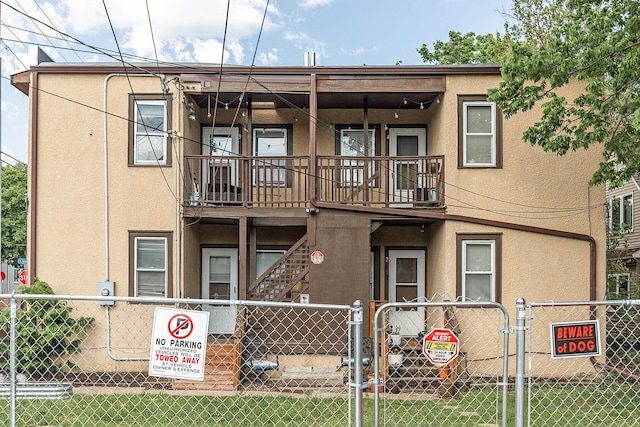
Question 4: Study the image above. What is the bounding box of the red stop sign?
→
[18,270,27,285]
[422,328,459,365]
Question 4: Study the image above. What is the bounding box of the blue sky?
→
[0,0,512,164]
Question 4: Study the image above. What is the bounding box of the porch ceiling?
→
[190,92,441,111]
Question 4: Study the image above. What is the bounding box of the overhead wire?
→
[13,0,69,61]
[0,2,604,221]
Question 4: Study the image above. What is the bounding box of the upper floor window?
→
[610,194,633,231]
[458,95,502,168]
[253,125,292,186]
[129,95,172,166]
[457,234,502,303]
[129,231,173,298]
[335,125,381,187]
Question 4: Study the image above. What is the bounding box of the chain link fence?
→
[526,300,640,426]
[3,294,640,426]
[372,301,510,427]
[0,294,354,426]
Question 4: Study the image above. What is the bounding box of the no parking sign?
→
[149,308,209,380]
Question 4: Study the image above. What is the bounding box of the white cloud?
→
[259,48,279,65]
[43,0,279,64]
[283,31,327,58]
[300,0,334,8]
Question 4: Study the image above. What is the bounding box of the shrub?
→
[0,278,94,377]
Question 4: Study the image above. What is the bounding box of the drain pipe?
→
[103,74,161,361]
[105,306,149,361]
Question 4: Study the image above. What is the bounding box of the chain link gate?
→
[372,301,510,427]
[524,300,640,426]
[0,294,360,426]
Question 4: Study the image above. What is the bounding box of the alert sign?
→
[149,308,209,380]
[551,320,601,359]
[310,250,324,264]
[422,328,459,366]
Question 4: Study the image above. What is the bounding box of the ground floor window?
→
[456,233,502,303]
[129,231,172,298]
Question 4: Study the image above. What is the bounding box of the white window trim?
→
[461,240,496,301]
[608,272,630,296]
[134,236,168,297]
[256,249,286,278]
[609,193,633,232]
[340,128,376,186]
[253,127,288,186]
[134,99,167,165]
[462,101,497,167]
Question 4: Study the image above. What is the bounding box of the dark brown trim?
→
[29,72,39,283]
[310,201,597,301]
[128,231,174,298]
[456,233,503,304]
[457,95,503,169]
[128,94,173,167]
[28,64,502,77]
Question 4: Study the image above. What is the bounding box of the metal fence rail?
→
[526,300,640,427]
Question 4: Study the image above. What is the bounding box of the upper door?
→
[202,127,240,196]
[388,128,426,204]
[201,247,238,335]
[388,249,425,336]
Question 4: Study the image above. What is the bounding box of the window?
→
[253,125,292,186]
[457,234,502,303]
[256,250,286,278]
[458,95,502,168]
[129,231,173,297]
[128,95,172,166]
[335,125,381,187]
[610,194,633,231]
[608,273,630,298]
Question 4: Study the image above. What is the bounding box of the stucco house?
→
[11,60,606,386]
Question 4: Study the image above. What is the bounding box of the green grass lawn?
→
[1,384,639,426]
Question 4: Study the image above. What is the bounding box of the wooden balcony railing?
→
[316,155,444,208]
[184,155,444,209]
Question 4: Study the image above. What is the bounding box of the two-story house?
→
[11,60,606,378]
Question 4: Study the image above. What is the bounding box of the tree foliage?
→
[2,163,27,265]
[0,279,94,377]
[419,0,640,188]
[417,30,514,65]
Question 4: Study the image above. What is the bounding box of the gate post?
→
[353,300,363,427]
[10,293,17,427]
[515,298,526,427]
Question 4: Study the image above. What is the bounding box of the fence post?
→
[10,293,17,427]
[515,298,526,427]
[352,300,364,427]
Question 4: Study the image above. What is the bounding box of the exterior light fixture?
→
[187,104,197,121]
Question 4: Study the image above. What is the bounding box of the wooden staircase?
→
[172,340,241,391]
[247,235,310,301]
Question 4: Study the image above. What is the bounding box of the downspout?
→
[307,74,317,247]
[28,72,39,283]
[103,74,159,362]
[308,201,598,301]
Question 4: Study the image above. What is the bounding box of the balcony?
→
[184,155,444,209]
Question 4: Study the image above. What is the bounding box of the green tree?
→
[417,30,514,65]
[420,0,640,188]
[2,162,27,266]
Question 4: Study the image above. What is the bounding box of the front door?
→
[389,128,427,203]
[201,248,238,334]
[388,249,425,336]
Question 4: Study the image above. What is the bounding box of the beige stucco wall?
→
[27,69,606,373]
